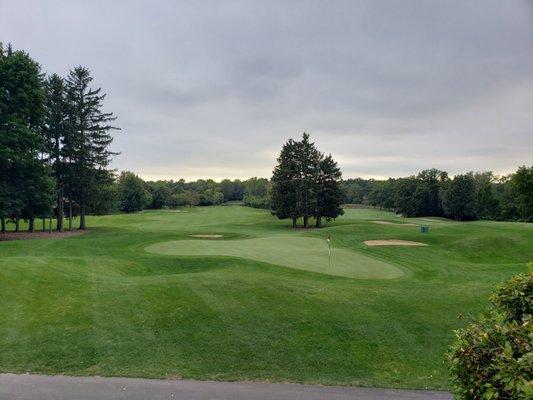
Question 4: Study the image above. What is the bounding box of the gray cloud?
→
[1,0,532,180]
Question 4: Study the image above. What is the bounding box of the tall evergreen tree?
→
[271,138,300,227]
[65,66,118,229]
[314,154,344,227]
[295,133,321,228]
[43,74,68,231]
[272,133,343,228]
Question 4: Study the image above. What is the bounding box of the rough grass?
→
[0,205,531,390]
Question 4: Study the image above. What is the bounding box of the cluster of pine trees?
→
[342,167,532,221]
[0,43,118,232]
[271,133,344,228]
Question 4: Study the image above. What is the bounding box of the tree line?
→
[106,164,533,224]
[0,43,118,232]
[342,167,532,221]
[112,173,271,213]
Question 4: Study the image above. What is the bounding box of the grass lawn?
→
[0,205,531,389]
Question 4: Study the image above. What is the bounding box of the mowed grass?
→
[0,205,531,389]
[146,236,404,279]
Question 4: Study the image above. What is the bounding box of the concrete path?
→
[0,373,452,400]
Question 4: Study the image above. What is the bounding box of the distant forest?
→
[112,165,531,223]
[341,167,532,222]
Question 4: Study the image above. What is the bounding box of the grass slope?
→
[0,205,531,389]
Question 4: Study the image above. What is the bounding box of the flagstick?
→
[326,236,331,268]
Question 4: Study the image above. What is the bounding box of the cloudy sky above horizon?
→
[1,0,532,180]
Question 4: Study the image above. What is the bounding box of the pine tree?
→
[271,138,300,227]
[65,66,118,229]
[314,154,344,227]
[272,133,343,228]
[295,133,321,228]
[44,74,68,231]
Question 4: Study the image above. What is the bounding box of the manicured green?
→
[146,236,404,280]
[0,205,531,389]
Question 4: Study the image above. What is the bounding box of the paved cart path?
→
[0,373,452,400]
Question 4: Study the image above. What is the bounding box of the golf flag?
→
[326,236,331,268]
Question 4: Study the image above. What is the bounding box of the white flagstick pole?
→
[327,236,331,268]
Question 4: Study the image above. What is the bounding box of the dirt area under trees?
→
[0,230,89,241]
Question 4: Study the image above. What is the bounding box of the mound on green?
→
[146,236,404,279]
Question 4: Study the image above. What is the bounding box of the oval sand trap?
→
[189,234,223,238]
[146,236,404,280]
[364,240,427,247]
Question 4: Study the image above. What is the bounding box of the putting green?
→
[145,236,404,279]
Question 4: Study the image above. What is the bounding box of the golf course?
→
[0,205,530,390]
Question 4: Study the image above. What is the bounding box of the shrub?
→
[491,273,532,323]
[243,194,270,209]
[448,270,532,400]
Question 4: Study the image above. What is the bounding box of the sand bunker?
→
[371,221,418,226]
[189,234,223,238]
[364,240,427,247]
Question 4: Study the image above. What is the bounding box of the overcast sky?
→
[1,1,532,180]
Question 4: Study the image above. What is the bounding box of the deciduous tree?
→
[117,171,151,213]
[440,173,477,221]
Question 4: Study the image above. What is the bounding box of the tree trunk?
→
[49,215,52,233]
[292,217,297,228]
[57,184,64,232]
[315,216,321,228]
[29,217,34,232]
[303,216,309,229]
[42,217,46,232]
[68,200,73,231]
[15,218,19,232]
[1,217,5,233]
[79,189,86,230]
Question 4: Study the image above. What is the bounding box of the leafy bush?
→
[243,194,270,209]
[448,270,532,399]
[491,273,532,323]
